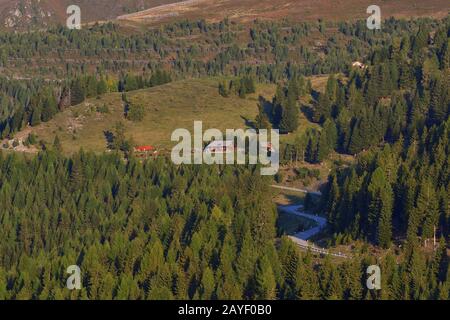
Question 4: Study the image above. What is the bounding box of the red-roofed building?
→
[134,145,155,152]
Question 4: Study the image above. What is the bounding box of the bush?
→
[126,103,145,122]
[97,104,110,114]
[294,167,309,179]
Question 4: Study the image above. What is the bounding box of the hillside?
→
[1,0,448,29]
[117,0,449,25]
[0,1,448,303]
[13,78,277,154]
[6,75,331,155]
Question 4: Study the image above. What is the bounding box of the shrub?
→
[97,104,110,114]
[126,103,145,122]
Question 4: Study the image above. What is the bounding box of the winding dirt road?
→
[274,185,348,258]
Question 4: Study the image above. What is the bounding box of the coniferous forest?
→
[0,5,448,302]
[0,151,447,300]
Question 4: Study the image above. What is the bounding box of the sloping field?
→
[24,78,276,155]
[117,0,449,25]
[5,75,328,155]
[117,0,209,22]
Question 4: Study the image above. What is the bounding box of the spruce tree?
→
[70,78,85,105]
[367,167,393,247]
[254,255,276,299]
[279,94,299,134]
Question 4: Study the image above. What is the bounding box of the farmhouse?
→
[203,140,275,155]
[204,140,235,154]
[134,145,158,158]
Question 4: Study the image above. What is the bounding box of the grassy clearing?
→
[272,188,306,206]
[24,75,330,156]
[28,78,276,155]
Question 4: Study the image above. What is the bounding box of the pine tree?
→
[255,103,271,131]
[429,74,448,125]
[0,268,7,299]
[305,131,318,163]
[440,40,449,70]
[415,179,439,240]
[342,260,362,300]
[326,268,343,300]
[377,185,393,248]
[254,255,277,299]
[279,94,299,133]
[271,84,285,127]
[367,168,393,247]
[316,131,330,163]
[313,93,331,123]
[97,78,108,95]
[323,119,338,150]
[412,26,429,54]
[407,246,427,300]
[399,60,414,90]
[433,237,449,284]
[70,78,85,105]
[41,93,58,122]
[348,117,370,154]
[30,107,42,126]
[325,75,338,103]
[112,121,127,151]
[235,231,256,289]
[200,267,215,299]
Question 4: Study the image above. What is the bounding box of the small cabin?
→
[204,140,235,154]
[134,145,155,153]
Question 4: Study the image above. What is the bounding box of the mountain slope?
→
[1,0,448,29]
[117,0,449,25]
